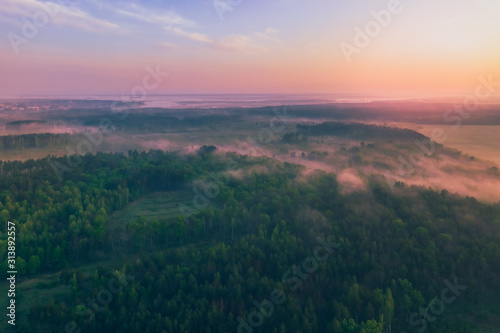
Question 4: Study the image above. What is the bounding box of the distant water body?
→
[7,94,498,109]
[134,94,397,109]
[8,94,410,109]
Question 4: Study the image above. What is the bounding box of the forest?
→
[1,149,499,332]
[296,122,428,141]
[0,133,70,150]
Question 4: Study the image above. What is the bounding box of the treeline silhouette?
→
[297,122,428,141]
[0,133,69,150]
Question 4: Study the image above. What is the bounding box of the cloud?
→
[53,7,119,32]
[165,26,214,43]
[165,26,283,54]
[158,41,178,49]
[213,34,270,53]
[253,31,283,45]
[116,6,194,27]
[80,0,195,27]
[0,0,119,32]
[265,27,279,35]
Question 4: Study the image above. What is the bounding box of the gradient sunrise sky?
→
[1,0,499,98]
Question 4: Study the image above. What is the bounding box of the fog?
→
[216,137,500,203]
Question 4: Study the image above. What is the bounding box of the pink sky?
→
[1,0,499,98]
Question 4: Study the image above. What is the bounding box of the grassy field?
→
[107,191,193,231]
[0,190,194,328]
[390,124,500,167]
[415,125,500,167]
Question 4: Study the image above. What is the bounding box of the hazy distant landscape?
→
[2,98,499,200]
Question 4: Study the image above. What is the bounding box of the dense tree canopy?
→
[0,151,498,332]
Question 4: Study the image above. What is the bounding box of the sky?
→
[0,0,499,98]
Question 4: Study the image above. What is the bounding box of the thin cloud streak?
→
[115,7,194,27]
[164,26,284,54]
[165,26,214,43]
[0,0,119,32]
